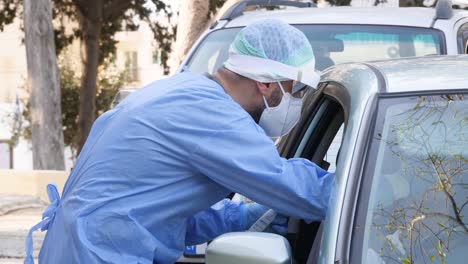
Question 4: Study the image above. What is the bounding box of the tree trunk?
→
[77,5,103,154]
[170,0,249,72]
[23,0,65,170]
[172,0,210,69]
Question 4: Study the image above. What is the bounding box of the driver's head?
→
[214,19,320,138]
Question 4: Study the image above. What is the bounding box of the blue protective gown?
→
[26,72,334,264]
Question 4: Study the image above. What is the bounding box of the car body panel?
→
[313,64,380,263]
[455,18,468,53]
[314,55,468,263]
[178,7,468,74]
[367,55,468,92]
[226,7,466,28]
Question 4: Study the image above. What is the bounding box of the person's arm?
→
[189,120,334,223]
[185,199,244,246]
[185,199,288,246]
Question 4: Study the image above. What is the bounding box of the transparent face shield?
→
[291,81,309,99]
[224,54,321,91]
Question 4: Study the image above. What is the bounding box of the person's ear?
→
[256,82,274,96]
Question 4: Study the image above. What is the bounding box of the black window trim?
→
[280,85,347,263]
[298,94,345,164]
[279,81,350,159]
[279,83,327,158]
[346,89,468,264]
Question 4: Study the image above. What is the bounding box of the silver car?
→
[181,0,468,76]
[205,55,468,264]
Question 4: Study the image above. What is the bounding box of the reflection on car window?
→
[186,25,444,74]
[324,124,343,173]
[361,94,467,264]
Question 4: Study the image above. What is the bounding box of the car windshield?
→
[357,93,467,264]
[184,25,444,73]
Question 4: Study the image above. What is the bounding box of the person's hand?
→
[241,203,289,235]
[266,214,288,235]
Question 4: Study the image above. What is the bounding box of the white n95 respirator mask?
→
[259,82,302,138]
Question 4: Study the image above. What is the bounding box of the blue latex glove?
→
[241,203,289,235]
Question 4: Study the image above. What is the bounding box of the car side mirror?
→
[205,232,292,264]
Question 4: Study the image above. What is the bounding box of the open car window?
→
[282,83,346,263]
[323,125,344,173]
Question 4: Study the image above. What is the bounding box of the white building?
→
[0,19,165,170]
[115,22,165,87]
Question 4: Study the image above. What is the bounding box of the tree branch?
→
[427,147,467,233]
[460,200,468,213]
[423,212,468,233]
[71,0,88,17]
[103,0,132,20]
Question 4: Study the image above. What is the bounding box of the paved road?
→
[0,196,45,263]
[0,258,29,264]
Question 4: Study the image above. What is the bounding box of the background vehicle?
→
[205,55,468,263]
[114,0,468,111]
[180,0,468,75]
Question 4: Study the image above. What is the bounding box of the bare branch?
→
[460,200,468,213]
[427,146,467,233]
[424,212,468,233]
[103,0,132,20]
[71,0,88,17]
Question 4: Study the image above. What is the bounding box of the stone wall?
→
[0,170,68,201]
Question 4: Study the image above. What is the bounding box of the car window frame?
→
[279,82,350,158]
[279,83,327,158]
[278,82,350,263]
[457,22,468,54]
[297,95,346,264]
[294,94,345,165]
[326,92,378,264]
[349,89,468,264]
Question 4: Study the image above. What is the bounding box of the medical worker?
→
[25,19,334,264]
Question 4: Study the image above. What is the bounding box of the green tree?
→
[22,56,128,160]
[60,59,128,159]
[0,0,175,154]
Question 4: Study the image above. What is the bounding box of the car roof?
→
[368,55,468,92]
[225,7,468,28]
[322,55,468,94]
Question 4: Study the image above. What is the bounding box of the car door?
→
[279,82,349,264]
[348,91,468,264]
